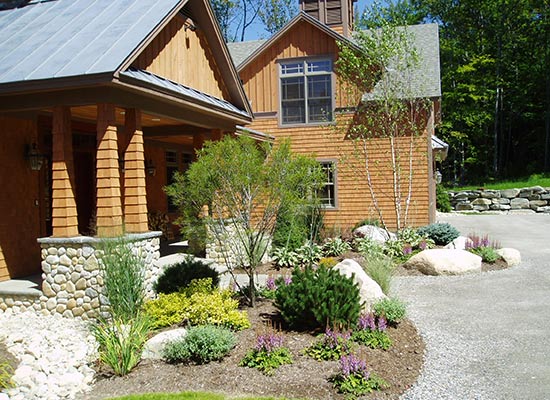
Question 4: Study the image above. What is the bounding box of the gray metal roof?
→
[227,40,266,68]
[0,0,184,84]
[120,68,249,118]
[227,22,441,100]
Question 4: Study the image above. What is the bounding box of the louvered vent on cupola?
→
[299,0,357,37]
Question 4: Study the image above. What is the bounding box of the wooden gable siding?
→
[240,22,350,113]
[132,15,231,101]
[246,112,434,230]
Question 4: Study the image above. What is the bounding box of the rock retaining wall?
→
[0,293,42,314]
[448,186,550,213]
[36,232,161,320]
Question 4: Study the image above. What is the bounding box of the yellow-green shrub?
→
[187,290,250,330]
[144,285,250,330]
[143,293,191,329]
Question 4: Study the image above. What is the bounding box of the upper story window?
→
[280,59,333,125]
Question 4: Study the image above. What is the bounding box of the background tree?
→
[166,135,324,307]
[258,0,297,35]
[336,17,429,231]
[211,0,260,41]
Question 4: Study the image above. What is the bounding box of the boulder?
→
[333,259,386,312]
[403,249,482,276]
[456,202,474,211]
[510,198,530,209]
[353,225,396,244]
[472,198,492,206]
[500,189,520,198]
[142,328,187,360]
[530,200,547,210]
[443,236,472,250]
[496,248,521,267]
[480,190,500,199]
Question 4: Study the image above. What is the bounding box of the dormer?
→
[299,0,357,37]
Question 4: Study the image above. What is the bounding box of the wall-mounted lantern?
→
[25,143,45,171]
[146,159,156,176]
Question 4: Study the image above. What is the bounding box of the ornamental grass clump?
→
[163,325,236,364]
[305,328,353,361]
[0,361,14,389]
[240,330,293,375]
[351,314,392,350]
[363,255,395,295]
[331,353,388,398]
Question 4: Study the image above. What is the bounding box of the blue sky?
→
[245,0,376,40]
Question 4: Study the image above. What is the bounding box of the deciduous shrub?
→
[240,331,293,375]
[92,313,152,376]
[154,257,219,295]
[275,265,361,330]
[163,325,236,364]
[417,223,460,245]
[144,281,250,330]
[373,298,406,325]
[436,185,452,212]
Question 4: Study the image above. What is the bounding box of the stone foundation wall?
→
[449,186,550,213]
[37,232,161,320]
[0,293,42,313]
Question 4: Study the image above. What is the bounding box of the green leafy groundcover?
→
[107,392,300,400]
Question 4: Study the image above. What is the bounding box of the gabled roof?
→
[227,11,360,71]
[0,0,252,119]
[227,15,440,100]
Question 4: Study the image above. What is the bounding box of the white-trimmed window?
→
[319,161,336,208]
[280,59,333,124]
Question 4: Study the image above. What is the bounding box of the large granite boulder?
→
[353,225,396,244]
[333,259,386,311]
[142,328,187,360]
[404,249,482,276]
[496,248,521,267]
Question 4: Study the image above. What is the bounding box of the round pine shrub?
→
[163,325,236,364]
[417,222,460,246]
[275,265,361,330]
[154,257,219,294]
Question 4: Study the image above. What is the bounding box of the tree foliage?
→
[258,0,297,35]
[165,135,324,306]
[360,0,550,183]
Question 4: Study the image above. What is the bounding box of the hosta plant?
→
[322,237,352,257]
[240,331,293,375]
[295,242,323,267]
[331,354,388,398]
[305,328,353,361]
[351,314,392,350]
[271,247,299,269]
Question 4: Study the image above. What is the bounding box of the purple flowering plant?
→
[352,313,392,350]
[465,233,501,263]
[331,353,388,397]
[305,328,353,361]
[240,329,293,375]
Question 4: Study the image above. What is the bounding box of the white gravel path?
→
[0,311,97,400]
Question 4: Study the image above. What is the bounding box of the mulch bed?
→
[84,299,424,400]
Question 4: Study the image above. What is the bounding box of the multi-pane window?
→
[280,59,333,124]
[318,161,336,208]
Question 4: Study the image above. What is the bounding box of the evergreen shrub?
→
[163,325,236,364]
[274,265,362,330]
[154,257,219,295]
[436,185,452,212]
[417,223,460,245]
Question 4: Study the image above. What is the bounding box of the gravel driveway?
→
[396,213,550,400]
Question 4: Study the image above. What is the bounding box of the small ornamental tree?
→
[335,16,430,232]
[166,135,323,307]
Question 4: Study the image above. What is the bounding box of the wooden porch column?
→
[123,109,148,233]
[51,106,79,237]
[96,104,123,237]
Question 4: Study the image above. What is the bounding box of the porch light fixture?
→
[25,143,45,171]
[119,156,125,174]
[146,159,156,176]
[435,169,442,184]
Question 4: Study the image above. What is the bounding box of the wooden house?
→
[228,0,442,232]
[0,0,253,310]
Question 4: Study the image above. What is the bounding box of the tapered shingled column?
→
[96,103,123,237]
[51,106,79,237]
[123,109,149,233]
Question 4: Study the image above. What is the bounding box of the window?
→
[318,161,336,208]
[280,59,333,125]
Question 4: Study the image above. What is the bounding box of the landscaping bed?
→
[84,299,423,400]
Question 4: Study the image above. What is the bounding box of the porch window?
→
[318,161,336,208]
[280,59,333,125]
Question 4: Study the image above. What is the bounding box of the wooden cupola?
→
[299,0,357,37]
